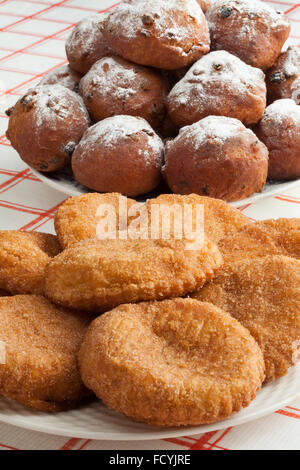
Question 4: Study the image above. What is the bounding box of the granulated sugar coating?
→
[79,298,264,427]
[0,231,61,295]
[44,237,223,312]
[220,218,300,263]
[0,295,93,411]
[194,255,300,382]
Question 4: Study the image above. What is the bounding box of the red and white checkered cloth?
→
[0,0,299,451]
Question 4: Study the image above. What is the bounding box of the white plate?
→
[0,364,299,441]
[29,166,300,207]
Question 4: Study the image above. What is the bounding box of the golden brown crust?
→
[71,116,164,197]
[79,298,264,427]
[193,256,300,382]
[66,14,114,75]
[167,51,266,128]
[39,64,82,93]
[0,231,61,295]
[0,295,93,411]
[103,0,210,70]
[163,116,269,202]
[266,47,300,105]
[206,0,290,71]
[44,238,223,312]
[80,56,170,128]
[219,218,300,263]
[145,193,249,245]
[6,85,90,172]
[254,99,300,180]
[55,193,137,249]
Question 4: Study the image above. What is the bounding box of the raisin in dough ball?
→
[254,99,300,180]
[206,0,290,71]
[266,47,300,105]
[163,116,268,202]
[6,85,90,172]
[103,0,210,70]
[66,14,114,75]
[39,64,82,93]
[167,50,266,128]
[72,116,164,197]
[80,56,170,128]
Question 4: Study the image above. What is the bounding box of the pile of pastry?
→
[5,0,300,202]
[0,192,299,427]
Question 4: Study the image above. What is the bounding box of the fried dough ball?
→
[0,295,92,411]
[6,85,90,172]
[72,116,164,197]
[163,116,269,202]
[194,255,300,382]
[145,193,249,245]
[254,99,300,180]
[66,14,114,75]
[196,0,211,13]
[220,218,300,263]
[79,56,170,128]
[44,238,223,312]
[39,64,82,93]
[167,50,266,128]
[0,231,61,296]
[206,0,290,71]
[79,298,264,427]
[266,47,300,105]
[103,0,210,70]
[55,193,137,249]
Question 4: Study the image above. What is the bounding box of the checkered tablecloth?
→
[0,0,299,451]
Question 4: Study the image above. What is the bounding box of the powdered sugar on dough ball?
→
[72,116,164,197]
[163,115,268,202]
[167,50,266,128]
[79,56,170,128]
[266,47,300,105]
[103,0,210,70]
[254,99,300,180]
[206,0,290,70]
[39,64,82,93]
[66,14,114,74]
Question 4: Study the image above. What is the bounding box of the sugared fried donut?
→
[196,0,211,13]
[66,14,113,74]
[39,64,82,93]
[206,0,290,71]
[6,85,90,172]
[163,116,269,202]
[79,298,264,427]
[194,256,300,382]
[266,47,300,105]
[0,231,61,295]
[145,193,249,245]
[219,218,300,263]
[44,238,223,312]
[72,116,164,197]
[55,193,137,249]
[254,99,300,180]
[103,0,210,70]
[0,295,92,411]
[79,56,170,128]
[167,50,266,128]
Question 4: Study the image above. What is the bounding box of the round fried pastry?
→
[193,256,300,382]
[220,218,300,263]
[45,238,223,312]
[39,64,82,93]
[0,231,61,295]
[79,298,264,427]
[266,47,300,105]
[0,295,92,411]
[55,193,137,249]
[103,0,210,70]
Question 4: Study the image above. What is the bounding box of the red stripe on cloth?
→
[187,431,219,450]
[164,437,191,448]
[275,196,300,204]
[276,409,300,420]
[60,438,82,451]
[0,168,31,192]
[206,427,232,450]
[78,440,92,450]
[19,202,60,230]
